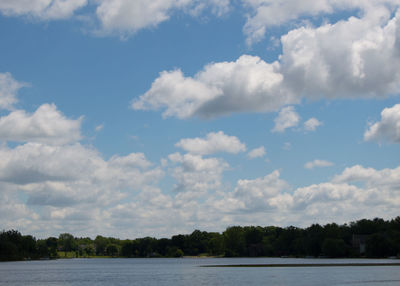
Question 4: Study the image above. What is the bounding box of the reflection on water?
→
[0,258,399,286]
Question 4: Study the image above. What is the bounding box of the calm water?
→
[1,258,400,286]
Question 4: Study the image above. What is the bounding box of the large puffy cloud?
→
[0,72,25,110]
[133,55,293,118]
[280,7,400,99]
[96,0,230,35]
[364,104,400,143]
[0,103,82,145]
[242,0,400,45]
[136,6,400,119]
[0,0,87,20]
[175,131,246,155]
[0,142,162,189]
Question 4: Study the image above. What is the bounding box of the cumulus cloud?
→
[215,164,400,227]
[0,104,82,145]
[133,55,294,118]
[168,152,229,194]
[247,146,266,158]
[96,0,231,35]
[229,170,291,211]
[136,6,400,119]
[242,0,334,45]
[364,104,400,143]
[0,140,165,236]
[0,0,87,20]
[242,0,400,45]
[2,138,400,237]
[304,117,322,131]
[0,72,26,110]
[272,106,300,133]
[280,6,400,100]
[304,159,334,169]
[291,165,400,223]
[175,131,246,155]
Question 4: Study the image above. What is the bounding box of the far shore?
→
[201,262,400,267]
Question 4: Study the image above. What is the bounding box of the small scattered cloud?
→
[0,0,88,20]
[0,72,26,110]
[272,106,300,133]
[95,0,231,36]
[305,159,334,169]
[364,104,400,143]
[95,124,104,132]
[175,131,246,155]
[282,142,291,150]
[304,117,322,131]
[247,146,266,159]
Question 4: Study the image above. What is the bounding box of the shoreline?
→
[201,263,400,267]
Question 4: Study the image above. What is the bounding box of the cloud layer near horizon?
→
[0,73,399,238]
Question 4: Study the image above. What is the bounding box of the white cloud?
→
[364,104,400,143]
[168,152,229,194]
[242,0,400,45]
[0,140,165,237]
[133,55,294,118]
[291,165,400,224]
[304,117,322,131]
[2,135,400,237]
[0,103,82,145]
[242,0,334,45]
[304,159,334,169]
[0,0,87,20]
[136,6,400,120]
[0,72,26,110]
[95,124,104,132]
[272,106,300,133]
[247,146,266,158]
[280,7,400,100]
[230,170,291,211]
[175,131,246,155]
[96,0,231,35]
[282,142,291,150]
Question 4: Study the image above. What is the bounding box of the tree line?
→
[1,217,399,261]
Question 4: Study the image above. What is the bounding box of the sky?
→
[0,0,399,239]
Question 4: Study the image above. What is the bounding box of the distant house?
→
[352,234,369,254]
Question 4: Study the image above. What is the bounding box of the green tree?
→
[223,226,245,257]
[322,238,347,257]
[58,233,77,253]
[366,233,395,257]
[106,244,119,257]
[94,236,109,255]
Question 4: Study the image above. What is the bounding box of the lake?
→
[1,258,400,285]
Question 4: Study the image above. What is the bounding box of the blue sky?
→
[0,0,400,238]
